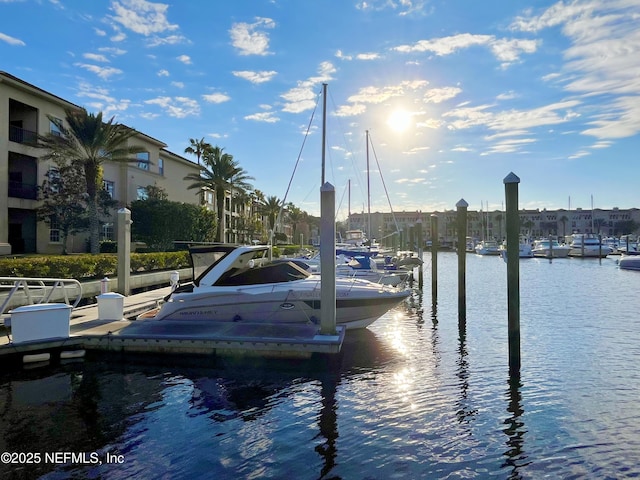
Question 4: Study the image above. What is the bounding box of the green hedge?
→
[0,252,190,280]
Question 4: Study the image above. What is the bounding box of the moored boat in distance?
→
[618,254,640,271]
[475,240,501,256]
[567,233,612,258]
[137,244,410,330]
[532,238,571,258]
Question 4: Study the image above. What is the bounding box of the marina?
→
[0,252,639,478]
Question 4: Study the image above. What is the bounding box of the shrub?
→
[0,251,190,280]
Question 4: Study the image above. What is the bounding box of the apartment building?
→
[1,71,202,255]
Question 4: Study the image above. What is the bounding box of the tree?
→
[131,198,217,251]
[261,195,283,234]
[183,146,253,242]
[37,108,144,254]
[184,137,212,166]
[38,162,89,254]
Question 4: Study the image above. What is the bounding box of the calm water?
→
[1,253,639,479]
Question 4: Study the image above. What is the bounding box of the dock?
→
[0,286,346,365]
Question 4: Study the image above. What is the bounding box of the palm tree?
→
[287,204,304,244]
[184,137,212,166]
[37,108,144,254]
[184,146,253,242]
[261,195,283,234]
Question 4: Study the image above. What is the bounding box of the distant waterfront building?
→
[349,207,640,249]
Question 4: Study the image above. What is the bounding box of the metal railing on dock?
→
[0,277,83,317]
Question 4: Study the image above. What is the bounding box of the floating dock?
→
[0,286,346,365]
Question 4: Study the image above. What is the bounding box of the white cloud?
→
[393,33,538,66]
[74,63,123,79]
[176,54,191,64]
[157,69,169,77]
[0,32,25,46]
[202,92,231,104]
[144,96,200,118]
[244,111,279,123]
[109,0,179,36]
[232,70,277,84]
[281,62,337,113]
[229,17,275,56]
[83,53,109,62]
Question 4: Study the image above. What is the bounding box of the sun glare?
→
[387,109,412,133]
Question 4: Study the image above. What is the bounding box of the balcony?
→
[9,125,38,145]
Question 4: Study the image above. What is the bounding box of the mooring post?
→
[320,182,337,335]
[117,208,132,296]
[430,214,438,304]
[598,233,602,264]
[504,172,521,377]
[415,219,424,288]
[456,200,468,326]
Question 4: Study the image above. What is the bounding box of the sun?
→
[386,109,413,133]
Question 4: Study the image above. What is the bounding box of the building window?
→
[137,186,148,200]
[102,223,114,241]
[103,180,115,198]
[49,118,62,136]
[158,158,164,175]
[49,216,61,243]
[137,151,150,170]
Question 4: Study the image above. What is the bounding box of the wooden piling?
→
[504,172,521,377]
[320,182,337,335]
[430,214,438,304]
[416,219,424,289]
[117,208,132,296]
[456,200,468,326]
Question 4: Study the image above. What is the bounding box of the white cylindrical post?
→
[320,182,337,335]
[117,208,132,296]
[100,277,109,294]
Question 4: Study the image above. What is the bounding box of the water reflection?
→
[314,372,339,478]
[502,377,529,479]
[455,336,477,426]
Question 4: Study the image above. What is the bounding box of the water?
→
[1,253,639,479]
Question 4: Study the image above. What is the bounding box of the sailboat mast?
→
[321,83,327,185]
[348,179,351,230]
[366,130,371,248]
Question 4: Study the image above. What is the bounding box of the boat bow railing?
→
[0,277,83,316]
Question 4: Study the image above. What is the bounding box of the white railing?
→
[0,277,83,315]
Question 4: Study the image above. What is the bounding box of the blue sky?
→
[2,0,639,218]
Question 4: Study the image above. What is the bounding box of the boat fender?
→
[233,315,242,322]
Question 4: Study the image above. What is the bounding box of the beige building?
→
[350,206,640,249]
[1,71,202,255]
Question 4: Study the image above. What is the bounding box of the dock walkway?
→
[0,286,345,363]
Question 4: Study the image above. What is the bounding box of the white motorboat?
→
[567,234,612,258]
[531,238,571,258]
[499,242,534,260]
[618,254,640,271]
[475,240,501,256]
[138,244,410,330]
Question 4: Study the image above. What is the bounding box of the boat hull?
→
[619,255,640,271]
[139,279,410,330]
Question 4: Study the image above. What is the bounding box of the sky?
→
[2,0,640,219]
